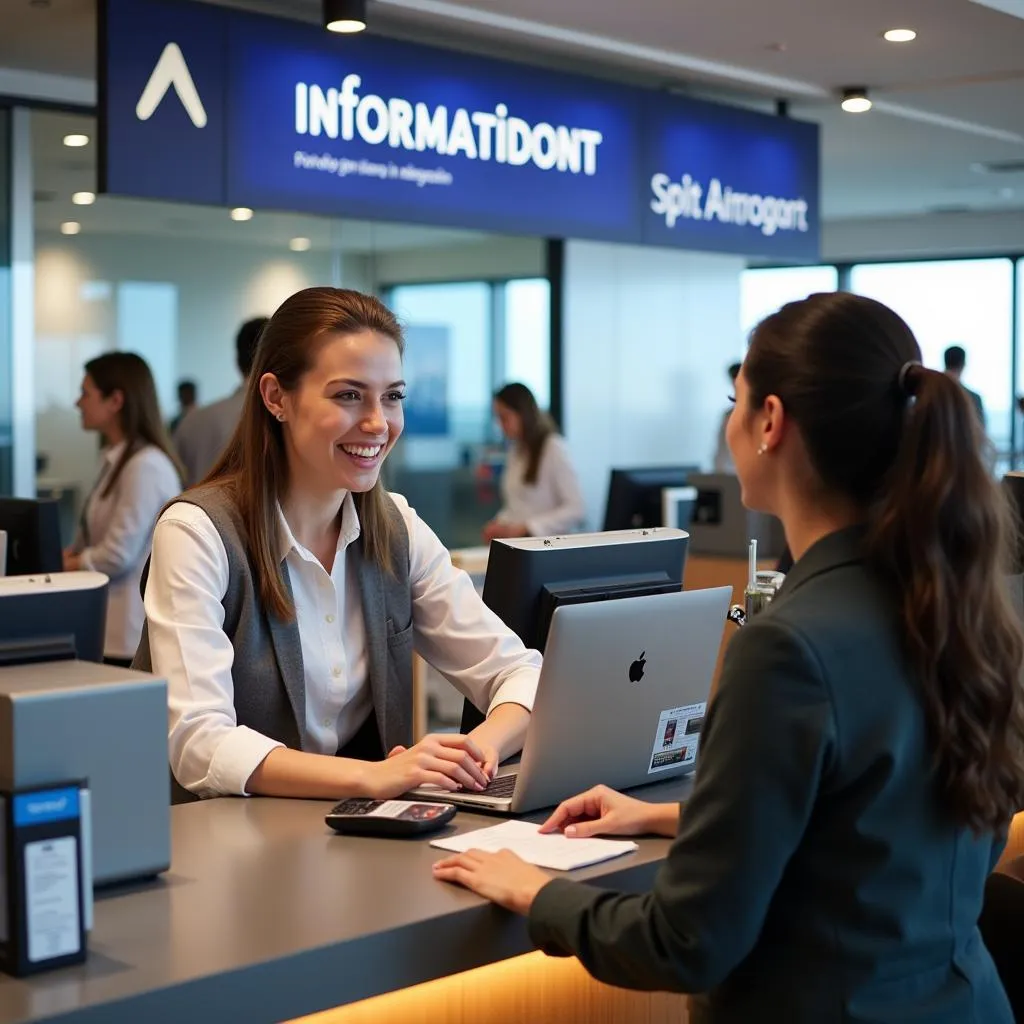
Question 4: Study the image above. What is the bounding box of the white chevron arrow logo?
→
[135,42,208,128]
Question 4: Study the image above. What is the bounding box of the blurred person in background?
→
[175,317,268,485]
[169,379,197,434]
[713,362,743,472]
[64,352,183,667]
[483,382,585,541]
[944,345,985,430]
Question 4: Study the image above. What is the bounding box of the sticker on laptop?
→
[649,702,706,775]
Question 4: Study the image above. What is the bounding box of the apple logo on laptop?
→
[628,652,646,683]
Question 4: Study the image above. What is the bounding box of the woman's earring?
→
[757,442,768,456]
[276,413,285,422]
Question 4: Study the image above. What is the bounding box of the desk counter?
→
[0,778,691,1024]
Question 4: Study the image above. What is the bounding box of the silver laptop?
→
[409,586,730,814]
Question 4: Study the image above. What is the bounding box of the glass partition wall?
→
[851,259,1014,462]
[743,256,1024,472]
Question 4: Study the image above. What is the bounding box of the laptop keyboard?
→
[479,773,518,799]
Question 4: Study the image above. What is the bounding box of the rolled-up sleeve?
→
[394,494,541,716]
[146,505,283,796]
[526,617,835,993]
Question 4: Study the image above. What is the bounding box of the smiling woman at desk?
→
[436,292,1024,1024]
[133,287,539,803]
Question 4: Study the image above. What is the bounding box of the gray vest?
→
[134,484,414,802]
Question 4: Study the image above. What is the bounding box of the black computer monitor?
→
[602,466,701,531]
[0,572,108,667]
[461,528,688,731]
[0,498,63,575]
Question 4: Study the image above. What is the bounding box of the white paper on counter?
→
[431,820,638,871]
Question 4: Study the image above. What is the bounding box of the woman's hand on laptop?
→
[539,785,680,839]
[375,734,490,798]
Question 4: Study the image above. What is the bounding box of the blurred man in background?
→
[169,379,197,435]
[944,345,985,431]
[174,317,268,486]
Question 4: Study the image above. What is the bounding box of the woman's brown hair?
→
[745,291,1024,834]
[494,382,556,485]
[84,352,184,497]
[204,288,405,622]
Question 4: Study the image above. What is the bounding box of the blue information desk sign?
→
[641,95,820,260]
[99,0,820,261]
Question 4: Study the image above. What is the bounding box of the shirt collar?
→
[102,440,128,466]
[276,491,361,563]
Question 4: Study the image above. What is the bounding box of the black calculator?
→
[325,797,457,837]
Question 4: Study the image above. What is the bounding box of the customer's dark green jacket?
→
[529,527,1013,1023]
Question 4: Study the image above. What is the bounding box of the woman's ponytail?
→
[865,366,1024,833]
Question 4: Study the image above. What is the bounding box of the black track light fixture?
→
[324,0,367,34]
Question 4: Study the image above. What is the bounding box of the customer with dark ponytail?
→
[435,292,1024,1023]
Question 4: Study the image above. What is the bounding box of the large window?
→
[740,265,839,334]
[851,259,1015,458]
[389,282,492,448]
[503,277,550,409]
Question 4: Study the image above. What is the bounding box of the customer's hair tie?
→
[897,360,921,398]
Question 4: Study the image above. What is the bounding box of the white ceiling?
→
[5,0,1024,224]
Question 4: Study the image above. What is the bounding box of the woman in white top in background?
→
[64,352,183,666]
[482,383,585,542]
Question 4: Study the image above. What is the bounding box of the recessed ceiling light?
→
[840,87,872,113]
[324,0,367,33]
[289,237,312,252]
[230,207,254,222]
[72,191,95,206]
[63,133,89,148]
[883,28,917,42]
[60,221,81,235]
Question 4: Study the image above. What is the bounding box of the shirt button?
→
[323,717,332,728]
[332,666,341,677]
[325,614,335,624]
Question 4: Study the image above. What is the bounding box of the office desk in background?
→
[0,777,693,1024]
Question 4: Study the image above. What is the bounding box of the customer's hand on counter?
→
[540,785,680,839]
[433,848,551,915]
